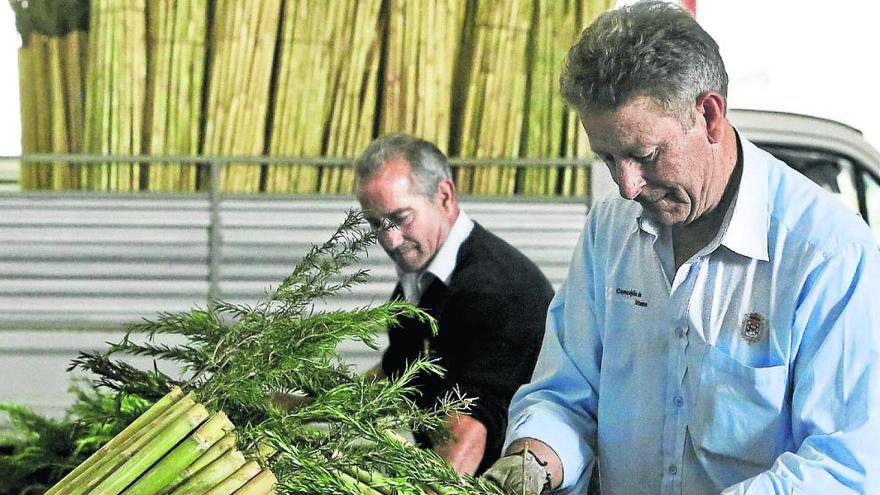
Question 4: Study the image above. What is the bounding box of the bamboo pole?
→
[31,34,51,188]
[46,387,185,495]
[49,35,70,189]
[62,393,198,495]
[17,43,36,189]
[183,0,206,191]
[202,460,262,495]
[88,404,210,495]
[231,468,276,494]
[164,431,237,491]
[64,30,87,188]
[120,411,234,495]
[107,1,121,191]
[168,448,246,495]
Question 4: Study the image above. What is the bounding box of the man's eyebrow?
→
[364,207,412,220]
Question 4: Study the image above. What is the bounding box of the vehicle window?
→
[758,145,860,213]
[863,170,880,244]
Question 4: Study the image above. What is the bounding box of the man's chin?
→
[392,256,425,273]
[643,206,686,227]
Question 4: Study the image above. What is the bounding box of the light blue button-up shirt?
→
[506,136,880,494]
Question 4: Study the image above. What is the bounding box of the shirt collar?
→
[397,210,475,302]
[719,133,769,261]
[635,131,769,261]
[424,209,475,285]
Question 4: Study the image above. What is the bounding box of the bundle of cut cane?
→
[457,0,532,196]
[10,0,89,191]
[81,0,147,192]
[558,0,616,198]
[46,386,275,495]
[202,0,282,193]
[145,0,208,193]
[320,0,384,195]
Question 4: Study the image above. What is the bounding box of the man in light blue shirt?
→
[483,1,880,494]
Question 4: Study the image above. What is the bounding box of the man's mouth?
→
[390,246,417,259]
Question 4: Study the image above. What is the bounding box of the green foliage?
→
[66,210,503,494]
[0,384,149,495]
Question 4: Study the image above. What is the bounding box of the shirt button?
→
[676,327,686,338]
[668,464,678,475]
[673,396,684,407]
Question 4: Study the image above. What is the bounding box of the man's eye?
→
[366,218,382,229]
[634,149,659,163]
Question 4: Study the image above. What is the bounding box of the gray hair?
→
[354,134,453,197]
[560,0,728,125]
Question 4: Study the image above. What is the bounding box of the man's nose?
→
[380,227,403,249]
[615,160,646,200]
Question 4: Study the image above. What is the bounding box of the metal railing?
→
[0,153,595,308]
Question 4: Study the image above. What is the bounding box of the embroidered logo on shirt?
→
[615,288,648,307]
[741,313,764,343]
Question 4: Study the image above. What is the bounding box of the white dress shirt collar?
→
[398,210,475,303]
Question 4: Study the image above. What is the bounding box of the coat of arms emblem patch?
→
[741,313,764,344]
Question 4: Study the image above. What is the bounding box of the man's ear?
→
[435,178,457,214]
[696,91,727,144]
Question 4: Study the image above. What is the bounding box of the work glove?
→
[483,449,550,495]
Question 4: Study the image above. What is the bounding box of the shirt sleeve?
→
[504,224,604,491]
[721,241,880,494]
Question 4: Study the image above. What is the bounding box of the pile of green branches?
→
[24,210,502,494]
[0,385,150,495]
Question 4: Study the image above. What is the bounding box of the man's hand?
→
[433,413,486,475]
[483,448,550,495]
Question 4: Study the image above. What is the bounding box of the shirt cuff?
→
[504,405,594,491]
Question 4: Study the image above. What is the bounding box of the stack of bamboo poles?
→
[202,0,282,193]
[264,0,336,194]
[82,0,147,192]
[46,387,275,495]
[380,0,466,153]
[14,0,616,198]
[145,0,208,192]
[523,0,584,196]
[319,0,385,195]
[457,0,533,196]
[13,0,88,191]
[559,0,614,197]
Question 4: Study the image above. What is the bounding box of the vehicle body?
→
[590,109,880,244]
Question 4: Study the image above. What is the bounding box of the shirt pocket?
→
[691,340,789,466]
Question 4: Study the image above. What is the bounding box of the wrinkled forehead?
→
[579,97,681,153]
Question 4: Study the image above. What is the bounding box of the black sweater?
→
[381,222,554,474]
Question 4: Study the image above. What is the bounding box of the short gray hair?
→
[560,0,728,125]
[354,134,452,197]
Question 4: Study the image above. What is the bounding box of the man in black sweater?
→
[355,134,554,475]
